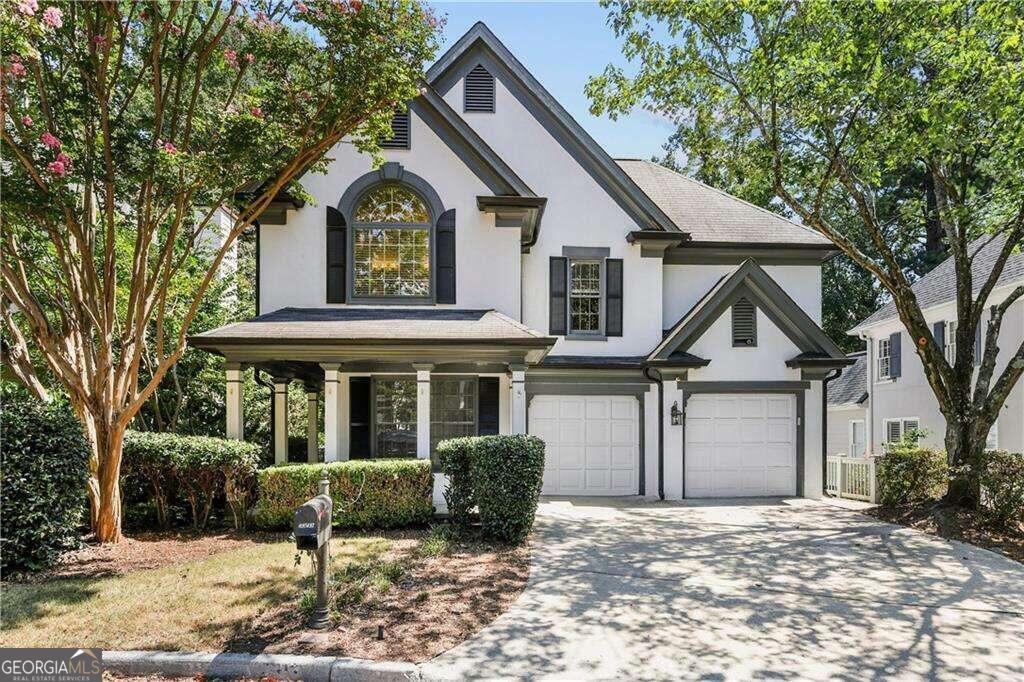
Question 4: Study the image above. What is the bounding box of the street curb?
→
[104,650,421,681]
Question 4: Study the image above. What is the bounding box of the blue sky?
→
[430,1,675,160]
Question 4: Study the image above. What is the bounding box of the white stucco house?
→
[845,234,1024,456]
[192,23,852,506]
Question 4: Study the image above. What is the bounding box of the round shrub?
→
[437,437,477,529]
[876,446,947,507]
[978,450,1024,530]
[1,391,90,574]
[470,435,545,544]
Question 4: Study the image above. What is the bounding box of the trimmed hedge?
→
[978,450,1024,530]
[439,434,545,543]
[1,392,90,574]
[252,459,433,529]
[122,431,261,530]
[876,446,947,507]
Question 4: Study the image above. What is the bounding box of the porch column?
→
[272,376,290,465]
[322,364,347,462]
[413,363,433,460]
[225,362,244,440]
[509,363,527,434]
[305,382,320,463]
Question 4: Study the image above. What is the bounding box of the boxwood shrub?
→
[876,445,948,507]
[437,437,477,528]
[471,435,545,543]
[978,450,1024,530]
[122,431,261,530]
[252,459,433,530]
[1,391,90,574]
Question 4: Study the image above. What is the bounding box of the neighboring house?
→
[826,352,868,457]
[192,22,850,506]
[848,234,1024,455]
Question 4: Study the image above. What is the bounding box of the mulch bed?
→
[10,530,286,583]
[236,532,531,663]
[866,502,1024,564]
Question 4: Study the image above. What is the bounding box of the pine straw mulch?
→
[230,529,531,663]
[866,502,1024,565]
[8,530,287,584]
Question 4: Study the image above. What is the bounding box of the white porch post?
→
[509,363,527,434]
[273,376,290,465]
[414,363,433,460]
[225,362,244,440]
[321,364,347,463]
[305,382,319,463]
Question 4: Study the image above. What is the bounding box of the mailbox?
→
[294,494,332,551]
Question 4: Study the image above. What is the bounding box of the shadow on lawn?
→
[0,579,103,631]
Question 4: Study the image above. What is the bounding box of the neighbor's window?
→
[374,378,417,458]
[945,319,958,363]
[569,260,602,334]
[352,185,431,298]
[884,417,920,449]
[877,338,891,379]
[430,378,478,467]
[849,420,866,458]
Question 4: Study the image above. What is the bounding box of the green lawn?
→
[0,536,391,651]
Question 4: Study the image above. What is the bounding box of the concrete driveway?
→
[423,498,1024,681]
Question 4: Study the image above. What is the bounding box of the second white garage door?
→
[685,393,797,497]
[529,395,639,495]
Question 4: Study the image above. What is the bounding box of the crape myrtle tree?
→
[588,0,1024,507]
[1,0,440,541]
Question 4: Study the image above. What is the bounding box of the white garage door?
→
[529,395,639,495]
[685,393,797,497]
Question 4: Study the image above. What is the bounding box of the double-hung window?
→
[884,417,920,449]
[849,420,867,457]
[877,338,892,379]
[945,320,958,363]
[351,185,431,299]
[568,260,602,335]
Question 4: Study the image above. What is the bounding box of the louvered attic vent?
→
[732,298,757,347]
[379,111,410,149]
[464,64,495,113]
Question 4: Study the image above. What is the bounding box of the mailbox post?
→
[294,476,332,629]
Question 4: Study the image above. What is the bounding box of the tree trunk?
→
[943,417,985,509]
[89,418,127,543]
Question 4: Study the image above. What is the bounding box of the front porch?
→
[192,308,556,504]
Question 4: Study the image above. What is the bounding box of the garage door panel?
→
[532,395,639,496]
[686,394,796,498]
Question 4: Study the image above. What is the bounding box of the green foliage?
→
[0,390,90,574]
[122,431,261,530]
[470,435,546,544]
[978,451,1024,530]
[252,459,433,530]
[419,524,455,558]
[437,437,478,529]
[877,444,948,507]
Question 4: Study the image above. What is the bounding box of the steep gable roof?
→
[827,352,868,406]
[617,160,832,246]
[649,259,847,363]
[426,22,680,234]
[853,233,1024,331]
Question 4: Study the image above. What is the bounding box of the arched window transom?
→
[352,184,431,298]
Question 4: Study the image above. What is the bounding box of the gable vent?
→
[379,110,410,149]
[464,64,495,113]
[731,298,757,347]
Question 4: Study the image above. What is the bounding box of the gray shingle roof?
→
[616,159,832,245]
[827,352,868,406]
[540,356,645,369]
[855,233,1024,329]
[191,308,551,345]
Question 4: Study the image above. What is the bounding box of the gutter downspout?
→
[821,368,842,495]
[643,366,665,500]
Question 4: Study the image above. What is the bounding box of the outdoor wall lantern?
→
[670,401,683,426]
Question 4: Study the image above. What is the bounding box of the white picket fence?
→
[826,455,877,503]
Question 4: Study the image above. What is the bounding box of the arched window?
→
[351,184,432,298]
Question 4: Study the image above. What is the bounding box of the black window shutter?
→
[975,316,985,365]
[464,64,496,113]
[477,377,500,436]
[605,259,623,337]
[436,208,456,304]
[326,206,346,303]
[349,377,371,459]
[889,331,902,378]
[549,257,567,336]
[732,298,757,346]
[933,321,945,356]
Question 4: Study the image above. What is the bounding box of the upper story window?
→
[877,337,891,379]
[731,298,757,347]
[569,260,602,334]
[351,185,431,299]
[945,319,958,363]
